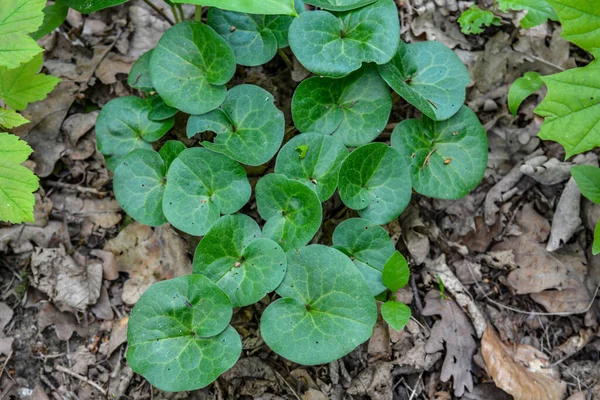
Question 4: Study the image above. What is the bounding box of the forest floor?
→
[1,0,599,399]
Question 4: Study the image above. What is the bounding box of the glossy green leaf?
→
[377,41,469,121]
[535,62,600,158]
[96,96,174,171]
[547,0,600,56]
[114,149,166,227]
[338,143,412,224]
[292,66,392,147]
[381,301,410,331]
[172,0,298,16]
[457,5,502,35]
[31,0,68,40]
[163,148,251,236]
[150,21,236,115]
[260,245,377,365]
[571,165,600,204]
[382,251,409,292]
[304,0,377,11]
[289,0,400,78]
[255,174,322,251]
[508,71,544,117]
[594,220,600,256]
[391,106,487,200]
[275,133,348,201]
[128,50,154,92]
[147,94,178,121]
[0,54,60,111]
[0,109,29,129]
[187,85,284,166]
[127,275,241,392]
[332,218,395,295]
[193,214,287,307]
[64,0,129,13]
[207,2,304,66]
[159,140,186,170]
[498,0,557,29]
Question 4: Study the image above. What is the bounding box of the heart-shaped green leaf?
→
[65,0,129,13]
[163,148,251,236]
[289,0,400,77]
[173,0,299,16]
[114,149,166,227]
[261,245,377,365]
[381,301,410,331]
[382,251,409,292]
[332,218,395,295]
[193,214,287,307]
[159,141,186,170]
[187,85,284,166]
[391,105,488,200]
[275,133,348,201]
[150,21,236,115]
[377,41,469,121]
[127,275,241,392]
[147,94,178,121]
[96,96,174,171]
[292,66,392,147]
[304,0,377,11]
[207,1,304,66]
[338,143,412,224]
[128,49,153,92]
[256,174,322,251]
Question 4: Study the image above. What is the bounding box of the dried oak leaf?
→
[422,291,476,397]
[481,326,567,400]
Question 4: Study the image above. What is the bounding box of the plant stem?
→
[278,49,293,70]
[171,4,180,23]
[195,5,202,21]
[142,0,175,25]
[177,4,185,21]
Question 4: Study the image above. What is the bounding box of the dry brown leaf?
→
[547,178,582,252]
[368,310,391,358]
[91,286,114,320]
[0,302,13,332]
[90,249,118,280]
[461,216,502,253]
[221,357,278,397]
[463,383,512,400]
[31,245,103,310]
[422,290,476,397]
[0,221,65,254]
[347,362,393,400]
[50,193,122,233]
[37,302,88,340]
[99,316,128,357]
[62,111,99,145]
[302,389,328,400]
[400,204,430,264]
[392,339,441,375]
[530,288,591,313]
[104,222,192,304]
[0,337,13,356]
[517,203,551,243]
[67,345,96,375]
[482,326,567,400]
[96,53,134,85]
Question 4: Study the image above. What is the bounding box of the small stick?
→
[44,180,108,196]
[0,350,13,382]
[142,0,175,25]
[55,365,107,395]
[420,148,436,170]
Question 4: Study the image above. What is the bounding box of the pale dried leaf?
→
[0,221,65,253]
[347,362,393,400]
[400,204,430,264]
[0,303,13,332]
[62,111,99,145]
[547,178,581,252]
[37,302,88,340]
[0,337,13,356]
[99,316,128,357]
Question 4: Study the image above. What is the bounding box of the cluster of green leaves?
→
[89,0,488,392]
[0,0,60,224]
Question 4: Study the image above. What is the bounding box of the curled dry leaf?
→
[221,357,278,397]
[399,203,430,264]
[485,163,524,225]
[520,156,572,186]
[347,362,393,400]
[0,221,65,254]
[481,326,567,400]
[37,302,88,340]
[546,177,581,252]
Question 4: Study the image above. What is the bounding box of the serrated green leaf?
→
[535,62,600,158]
[150,21,236,115]
[381,301,410,331]
[391,106,487,200]
[193,214,287,307]
[547,0,600,56]
[304,0,377,12]
[64,0,129,13]
[96,96,174,171]
[0,54,59,110]
[187,85,284,166]
[275,133,348,201]
[163,148,251,236]
[207,2,304,66]
[255,174,322,251]
[382,251,409,292]
[332,218,395,295]
[457,5,502,35]
[128,50,154,92]
[377,41,470,121]
[594,220,600,255]
[172,0,298,16]
[260,245,377,365]
[498,0,557,28]
[508,71,544,117]
[0,109,29,129]
[0,0,45,35]
[571,165,600,204]
[338,143,412,224]
[289,0,400,78]
[31,0,68,40]
[114,149,167,227]
[292,66,392,147]
[159,140,186,170]
[0,33,43,69]
[127,275,241,392]
[147,94,178,121]
[0,132,33,163]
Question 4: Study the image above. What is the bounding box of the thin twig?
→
[274,370,301,400]
[0,350,13,382]
[142,0,175,25]
[55,365,107,395]
[44,180,108,196]
[420,148,436,170]
[278,49,293,70]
